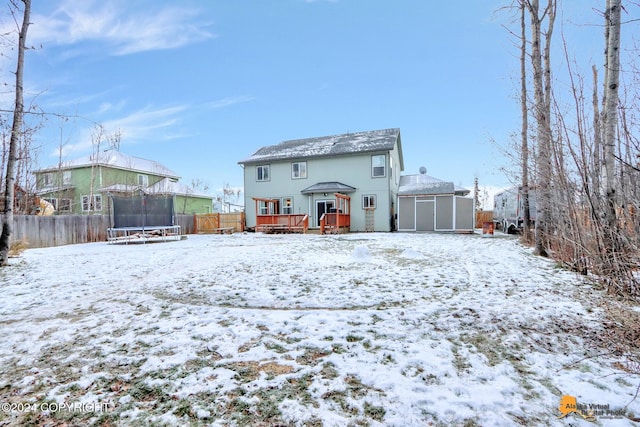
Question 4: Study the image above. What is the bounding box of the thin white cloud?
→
[54,104,188,159]
[30,0,215,56]
[206,95,256,109]
[104,105,187,139]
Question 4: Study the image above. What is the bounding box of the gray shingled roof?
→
[300,182,356,194]
[239,128,402,165]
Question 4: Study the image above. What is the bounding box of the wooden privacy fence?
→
[194,212,245,234]
[9,215,109,248]
[4,214,196,249]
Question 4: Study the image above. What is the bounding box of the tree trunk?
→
[520,0,532,240]
[527,0,555,257]
[0,0,31,266]
[601,0,621,228]
[600,0,624,290]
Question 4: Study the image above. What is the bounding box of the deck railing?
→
[319,212,350,234]
[256,214,309,233]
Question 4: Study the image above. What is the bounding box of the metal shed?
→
[397,173,474,232]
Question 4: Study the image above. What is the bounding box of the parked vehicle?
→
[493,187,537,233]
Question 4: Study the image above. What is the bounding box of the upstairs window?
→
[371,155,386,178]
[42,173,55,187]
[137,174,149,186]
[291,162,307,179]
[62,171,72,185]
[256,165,270,182]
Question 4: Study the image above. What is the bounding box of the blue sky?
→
[3,0,623,200]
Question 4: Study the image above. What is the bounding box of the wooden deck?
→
[256,214,309,234]
[320,213,351,234]
[320,193,351,234]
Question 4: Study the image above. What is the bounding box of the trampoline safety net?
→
[111,195,175,228]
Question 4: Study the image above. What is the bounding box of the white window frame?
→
[291,162,307,179]
[62,171,72,185]
[42,173,54,187]
[363,195,376,209]
[82,194,102,212]
[256,165,270,182]
[137,174,149,186]
[371,155,386,178]
[258,200,269,215]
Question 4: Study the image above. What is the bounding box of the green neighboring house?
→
[34,150,214,215]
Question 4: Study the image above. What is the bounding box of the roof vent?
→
[419,166,427,174]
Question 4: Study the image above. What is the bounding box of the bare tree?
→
[525,0,556,257]
[0,0,31,266]
[106,128,122,151]
[87,124,105,214]
[597,0,636,295]
[601,0,621,230]
[519,0,533,241]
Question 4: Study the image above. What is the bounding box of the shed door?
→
[416,200,434,231]
[435,195,454,230]
[455,197,474,230]
[398,197,415,230]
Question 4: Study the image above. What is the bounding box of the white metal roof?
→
[36,150,179,179]
[146,178,212,198]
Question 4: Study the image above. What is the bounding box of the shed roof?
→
[239,128,403,167]
[398,174,470,196]
[36,150,179,179]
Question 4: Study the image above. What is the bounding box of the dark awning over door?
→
[301,182,356,194]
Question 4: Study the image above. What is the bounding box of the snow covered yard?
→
[0,232,638,426]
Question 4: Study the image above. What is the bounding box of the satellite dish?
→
[419,166,427,174]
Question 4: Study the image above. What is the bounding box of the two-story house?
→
[239,128,404,232]
[35,150,214,215]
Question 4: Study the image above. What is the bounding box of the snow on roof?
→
[398,174,454,196]
[239,128,401,164]
[99,184,143,193]
[146,178,212,198]
[398,173,470,196]
[37,150,180,179]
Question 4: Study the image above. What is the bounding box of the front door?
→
[316,200,335,227]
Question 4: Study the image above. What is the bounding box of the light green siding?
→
[243,148,401,231]
[36,165,213,215]
[174,195,213,215]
